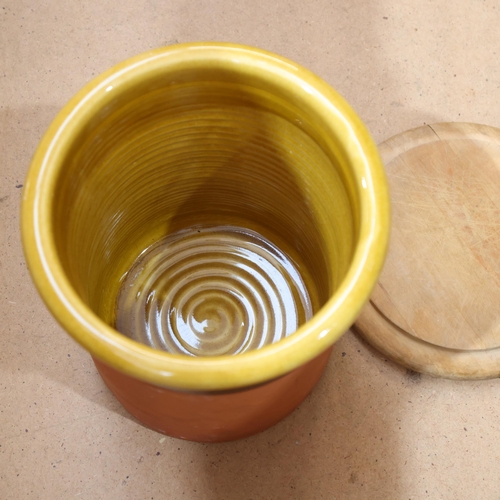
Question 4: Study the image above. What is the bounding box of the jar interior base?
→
[114,225,316,356]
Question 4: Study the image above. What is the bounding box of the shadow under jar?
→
[22,44,389,442]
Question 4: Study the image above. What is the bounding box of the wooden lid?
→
[354,123,500,379]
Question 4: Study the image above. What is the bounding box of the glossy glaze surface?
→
[116,226,313,356]
[21,43,390,391]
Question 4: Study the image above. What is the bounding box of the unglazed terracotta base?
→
[93,347,332,442]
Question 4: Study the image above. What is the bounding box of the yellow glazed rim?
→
[21,43,390,391]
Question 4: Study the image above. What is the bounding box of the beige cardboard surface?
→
[1,0,500,498]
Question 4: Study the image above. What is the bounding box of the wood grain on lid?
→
[355,123,500,378]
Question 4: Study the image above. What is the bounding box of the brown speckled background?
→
[2,0,500,498]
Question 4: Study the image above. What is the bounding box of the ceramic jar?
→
[21,43,389,442]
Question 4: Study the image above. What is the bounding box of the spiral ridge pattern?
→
[115,226,312,356]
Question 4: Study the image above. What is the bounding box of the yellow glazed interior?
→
[21,43,390,391]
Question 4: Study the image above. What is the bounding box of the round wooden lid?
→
[354,123,500,379]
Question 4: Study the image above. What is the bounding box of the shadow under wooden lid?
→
[354,122,500,379]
